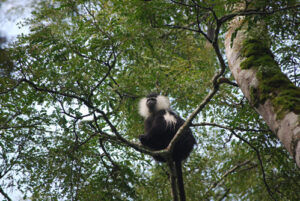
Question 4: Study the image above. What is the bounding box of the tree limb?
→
[219,5,300,24]
[231,131,275,201]
[157,69,223,156]
[0,186,12,201]
[204,160,251,197]
[0,80,22,95]
[191,122,271,133]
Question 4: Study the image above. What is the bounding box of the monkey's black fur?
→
[139,109,195,162]
[138,93,196,201]
[139,93,195,162]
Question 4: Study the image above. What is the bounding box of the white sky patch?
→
[0,0,32,41]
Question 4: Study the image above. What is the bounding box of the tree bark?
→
[225,17,300,168]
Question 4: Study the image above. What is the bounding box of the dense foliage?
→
[0,0,299,200]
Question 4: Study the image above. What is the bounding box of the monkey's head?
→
[139,93,170,118]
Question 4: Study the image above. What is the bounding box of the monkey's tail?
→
[175,160,186,201]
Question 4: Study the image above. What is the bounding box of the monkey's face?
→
[139,93,170,119]
[146,97,157,112]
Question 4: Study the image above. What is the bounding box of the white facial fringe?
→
[138,98,149,118]
[138,95,170,119]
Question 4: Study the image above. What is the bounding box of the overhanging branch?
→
[191,122,271,133]
[219,5,300,24]
[155,69,225,156]
[231,131,275,201]
[203,160,251,197]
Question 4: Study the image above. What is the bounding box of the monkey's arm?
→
[138,134,151,147]
[139,115,168,150]
[139,127,162,149]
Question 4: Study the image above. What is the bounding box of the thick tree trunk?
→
[225,17,300,168]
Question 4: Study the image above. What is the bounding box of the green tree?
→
[0,0,299,200]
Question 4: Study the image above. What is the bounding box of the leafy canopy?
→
[0,0,299,200]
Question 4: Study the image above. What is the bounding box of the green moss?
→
[240,39,300,120]
[256,64,281,80]
[241,55,256,69]
[241,39,271,57]
[249,86,259,107]
[273,89,300,119]
[240,39,277,70]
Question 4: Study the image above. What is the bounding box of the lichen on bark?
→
[241,39,300,120]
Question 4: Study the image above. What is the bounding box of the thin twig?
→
[191,122,271,133]
[218,188,231,201]
[158,69,223,156]
[231,131,276,201]
[0,80,23,95]
[0,186,12,201]
[204,160,251,197]
[219,5,300,24]
[99,139,120,170]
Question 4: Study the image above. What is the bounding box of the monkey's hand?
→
[139,134,147,146]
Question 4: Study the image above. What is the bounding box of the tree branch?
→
[0,186,12,201]
[0,80,23,95]
[191,122,271,133]
[22,76,161,159]
[204,160,251,197]
[99,139,120,170]
[157,12,230,154]
[218,188,231,201]
[217,77,239,87]
[231,131,275,201]
[156,69,223,156]
[219,5,300,24]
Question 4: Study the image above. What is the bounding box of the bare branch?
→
[91,108,156,156]
[157,68,224,156]
[22,77,159,158]
[217,77,239,87]
[194,3,212,43]
[22,79,87,102]
[204,160,251,197]
[99,139,120,170]
[218,188,231,201]
[219,5,300,24]
[231,131,275,201]
[0,80,23,95]
[0,186,12,201]
[163,24,200,34]
[87,64,113,102]
[191,122,271,133]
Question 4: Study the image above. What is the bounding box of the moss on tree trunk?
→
[240,39,300,120]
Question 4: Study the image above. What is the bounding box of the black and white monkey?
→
[138,93,196,201]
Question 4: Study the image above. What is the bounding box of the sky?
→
[0,0,32,42]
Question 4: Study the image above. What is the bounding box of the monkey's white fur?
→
[164,111,177,127]
[138,97,149,118]
[139,95,177,125]
[139,95,170,118]
[156,95,171,111]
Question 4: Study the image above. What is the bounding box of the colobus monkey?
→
[138,93,196,201]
